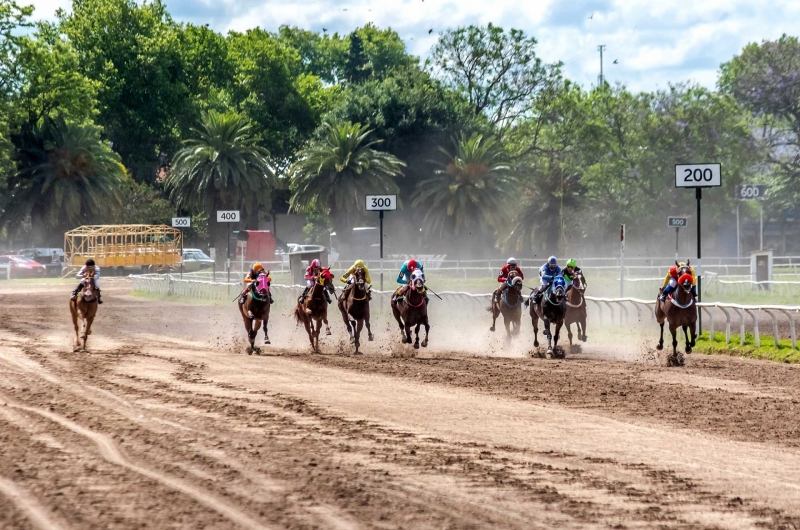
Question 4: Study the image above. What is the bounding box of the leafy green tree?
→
[412,133,516,253]
[356,24,413,79]
[228,29,321,162]
[58,0,192,182]
[177,23,234,118]
[0,0,32,99]
[2,116,126,242]
[278,26,347,84]
[289,121,405,249]
[345,31,370,83]
[720,35,800,207]
[165,111,274,266]
[430,23,560,130]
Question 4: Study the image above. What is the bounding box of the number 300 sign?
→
[365,195,397,211]
[675,164,721,188]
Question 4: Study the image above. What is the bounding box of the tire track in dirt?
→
[0,476,65,530]
[0,391,271,530]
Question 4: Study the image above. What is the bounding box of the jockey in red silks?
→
[493,257,524,303]
[298,259,332,304]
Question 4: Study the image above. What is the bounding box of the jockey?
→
[239,262,274,305]
[660,263,696,301]
[532,256,561,303]
[339,259,372,298]
[298,258,331,304]
[71,259,102,304]
[493,257,524,303]
[561,259,582,292]
[394,259,428,303]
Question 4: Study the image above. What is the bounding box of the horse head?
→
[81,280,96,302]
[551,276,567,302]
[319,268,335,293]
[572,271,586,291]
[509,275,523,291]
[410,269,425,292]
[678,273,693,292]
[255,271,270,297]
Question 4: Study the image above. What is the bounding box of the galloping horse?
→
[529,276,567,358]
[655,264,696,366]
[239,271,271,354]
[69,272,98,351]
[338,266,373,354]
[294,268,335,352]
[489,272,523,339]
[391,270,430,349]
[564,271,588,347]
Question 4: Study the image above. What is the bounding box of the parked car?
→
[0,255,48,279]
[286,243,325,253]
[18,248,64,277]
[182,248,215,272]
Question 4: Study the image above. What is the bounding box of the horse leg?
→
[580,315,588,341]
[340,304,353,342]
[490,303,498,332]
[531,314,539,348]
[670,324,678,360]
[503,314,512,340]
[657,322,665,350]
[683,325,692,354]
[413,322,421,350]
[403,320,412,345]
[324,313,332,336]
[566,322,574,346]
[354,318,363,354]
[252,320,262,354]
[421,317,430,348]
[365,307,374,342]
[263,316,270,345]
[690,320,697,349]
[71,304,80,351]
[554,320,563,355]
[544,317,553,357]
[314,317,322,352]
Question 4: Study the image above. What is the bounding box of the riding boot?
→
[96,289,103,304]
[298,286,309,304]
[269,292,275,304]
[70,287,80,301]
[324,290,332,304]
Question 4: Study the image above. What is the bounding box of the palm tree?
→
[166,111,275,266]
[2,116,126,241]
[412,132,517,252]
[289,121,405,251]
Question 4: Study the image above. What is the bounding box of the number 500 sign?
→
[675,163,721,188]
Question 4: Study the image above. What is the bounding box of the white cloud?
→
[24,0,800,92]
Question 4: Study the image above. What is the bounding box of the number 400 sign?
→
[675,163,721,188]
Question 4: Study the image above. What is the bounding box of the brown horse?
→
[489,272,523,339]
[294,268,335,352]
[564,271,588,347]
[529,276,567,358]
[238,272,271,354]
[337,267,373,354]
[69,274,98,351]
[391,270,429,350]
[655,266,696,366]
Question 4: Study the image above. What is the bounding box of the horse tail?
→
[485,305,493,313]
[294,304,304,325]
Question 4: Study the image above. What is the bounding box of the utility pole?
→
[597,45,606,87]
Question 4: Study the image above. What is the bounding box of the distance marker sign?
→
[735,184,767,201]
[216,210,240,222]
[365,195,397,211]
[675,163,721,188]
[668,217,688,228]
[172,217,190,228]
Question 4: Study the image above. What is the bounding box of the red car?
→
[0,255,47,279]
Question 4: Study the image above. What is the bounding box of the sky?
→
[26,0,800,92]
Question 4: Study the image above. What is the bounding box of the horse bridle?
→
[566,273,585,308]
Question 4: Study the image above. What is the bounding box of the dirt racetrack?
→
[1,280,799,529]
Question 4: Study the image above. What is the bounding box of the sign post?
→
[217,210,240,293]
[365,195,397,291]
[735,185,767,253]
[675,163,721,333]
[619,224,625,298]
[667,217,688,261]
[172,217,191,279]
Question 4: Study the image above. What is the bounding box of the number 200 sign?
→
[675,163,721,188]
[365,195,397,211]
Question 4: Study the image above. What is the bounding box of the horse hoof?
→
[421,341,428,348]
[265,340,271,345]
[534,341,539,348]
[368,335,374,342]
[546,349,553,359]
[246,347,253,355]
[414,342,420,350]
[686,347,692,354]
[656,344,663,351]
[326,331,332,336]
[581,335,587,342]
[489,326,495,332]
[350,336,355,344]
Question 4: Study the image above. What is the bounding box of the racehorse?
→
[655,265,696,366]
[294,267,335,352]
[338,266,373,354]
[391,270,430,350]
[489,272,523,339]
[238,271,271,354]
[69,272,98,351]
[564,271,588,347]
[529,276,567,358]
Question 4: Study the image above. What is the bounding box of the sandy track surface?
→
[0,283,798,529]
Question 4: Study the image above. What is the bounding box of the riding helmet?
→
[86,259,95,266]
[669,266,678,278]
[548,256,557,266]
[566,258,576,267]
[253,262,264,272]
[408,259,418,270]
[507,257,517,265]
[310,259,321,268]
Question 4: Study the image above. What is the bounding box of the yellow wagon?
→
[63,225,182,276]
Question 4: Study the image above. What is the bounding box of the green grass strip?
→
[693,331,800,364]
